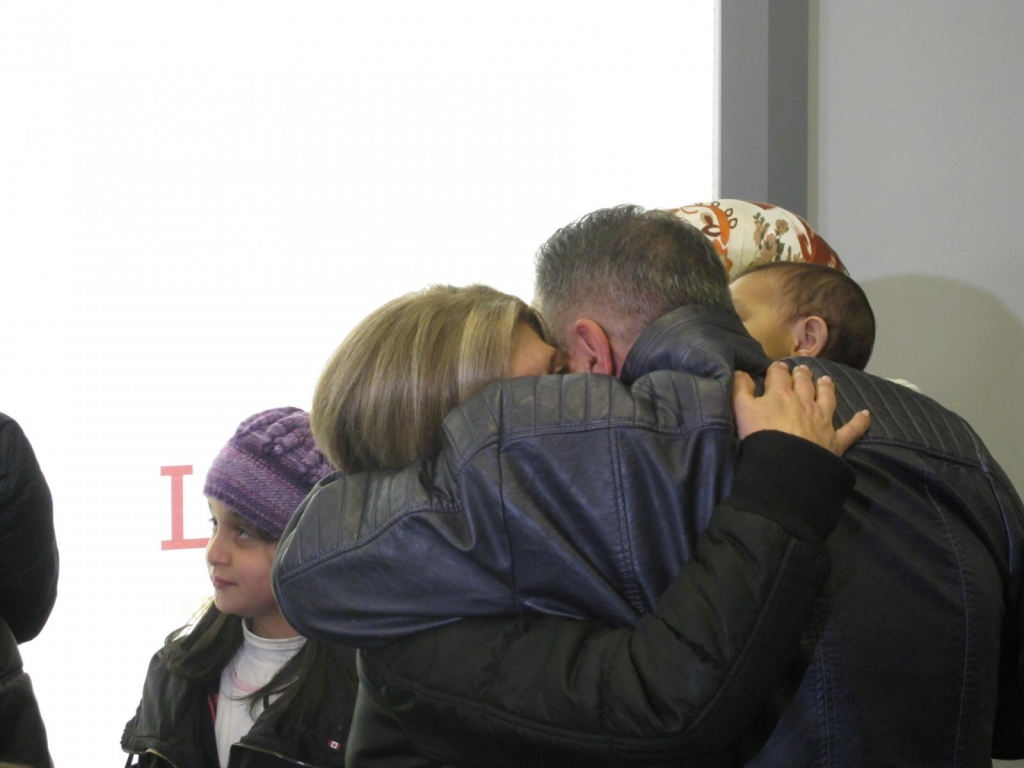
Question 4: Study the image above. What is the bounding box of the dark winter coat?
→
[0,413,57,768]
[121,642,358,768]
[275,306,1024,766]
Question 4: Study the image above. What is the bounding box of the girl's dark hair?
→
[161,600,357,734]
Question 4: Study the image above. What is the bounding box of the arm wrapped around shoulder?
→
[272,452,519,647]
[351,431,854,767]
[272,370,733,648]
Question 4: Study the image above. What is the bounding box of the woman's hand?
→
[732,362,871,457]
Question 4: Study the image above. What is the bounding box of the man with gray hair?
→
[276,205,1024,766]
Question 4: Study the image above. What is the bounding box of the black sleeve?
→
[348,431,854,767]
[0,414,58,643]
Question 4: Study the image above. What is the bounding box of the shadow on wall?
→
[862,274,1024,496]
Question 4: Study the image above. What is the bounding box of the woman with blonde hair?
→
[279,280,867,767]
[312,283,566,473]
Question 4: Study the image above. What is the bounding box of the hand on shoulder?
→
[732,362,871,457]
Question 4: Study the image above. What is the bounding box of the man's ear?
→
[792,316,829,358]
[570,318,616,375]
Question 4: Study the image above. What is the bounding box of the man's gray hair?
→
[534,205,733,349]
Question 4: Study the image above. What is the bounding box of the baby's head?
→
[730,261,875,370]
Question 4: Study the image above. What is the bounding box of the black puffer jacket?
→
[348,431,853,768]
[0,413,57,768]
[121,643,358,768]
[274,306,1024,767]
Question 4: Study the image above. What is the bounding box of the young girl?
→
[122,407,357,768]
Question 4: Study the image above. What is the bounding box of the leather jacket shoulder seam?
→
[276,502,462,582]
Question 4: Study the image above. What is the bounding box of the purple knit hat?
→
[203,407,334,539]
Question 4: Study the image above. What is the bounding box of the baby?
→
[730,261,875,370]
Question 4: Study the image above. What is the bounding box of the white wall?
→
[1,3,716,764]
[811,0,1024,502]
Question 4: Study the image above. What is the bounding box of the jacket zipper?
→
[229,743,325,768]
[142,747,182,768]
[132,740,328,768]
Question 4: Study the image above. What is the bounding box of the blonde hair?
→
[313,284,547,473]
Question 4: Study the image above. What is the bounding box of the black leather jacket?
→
[121,644,358,768]
[347,431,852,768]
[274,307,1024,766]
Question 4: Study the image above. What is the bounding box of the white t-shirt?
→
[214,622,306,768]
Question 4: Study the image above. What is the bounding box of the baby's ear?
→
[792,316,829,358]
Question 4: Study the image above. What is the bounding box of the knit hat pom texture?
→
[203,406,333,539]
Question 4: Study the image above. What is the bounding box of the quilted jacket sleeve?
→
[346,431,854,768]
[0,414,58,643]
[272,371,737,647]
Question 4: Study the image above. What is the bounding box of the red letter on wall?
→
[161,465,209,550]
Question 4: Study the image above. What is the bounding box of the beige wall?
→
[810,1,1024,501]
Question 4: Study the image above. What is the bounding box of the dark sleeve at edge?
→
[0,414,58,642]
[727,430,855,549]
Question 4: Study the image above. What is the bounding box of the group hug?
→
[111,201,1024,767]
